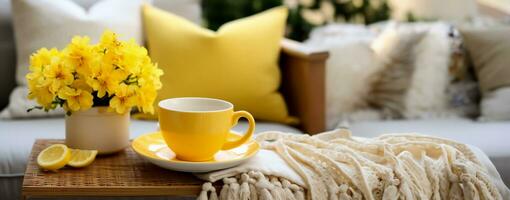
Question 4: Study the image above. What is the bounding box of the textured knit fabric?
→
[198,129,504,200]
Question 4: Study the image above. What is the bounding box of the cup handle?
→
[221,111,255,150]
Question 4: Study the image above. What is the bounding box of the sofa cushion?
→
[350,118,510,156]
[369,23,455,119]
[142,5,294,124]
[152,0,201,24]
[462,27,510,95]
[480,87,510,121]
[3,0,147,119]
[462,27,510,122]
[12,0,146,86]
[0,0,202,111]
[0,118,300,176]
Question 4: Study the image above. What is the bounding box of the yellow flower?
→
[118,39,148,74]
[28,84,55,110]
[26,30,163,115]
[136,84,158,114]
[63,36,95,77]
[26,48,62,110]
[98,31,122,60]
[87,64,122,98]
[71,78,92,92]
[59,87,93,112]
[29,48,60,72]
[26,70,46,89]
[109,84,136,114]
[43,60,75,93]
[99,30,121,50]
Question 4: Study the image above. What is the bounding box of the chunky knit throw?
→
[197,129,504,200]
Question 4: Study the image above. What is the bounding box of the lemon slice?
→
[68,149,98,168]
[37,144,71,171]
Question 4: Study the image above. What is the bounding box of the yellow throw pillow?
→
[142,5,295,124]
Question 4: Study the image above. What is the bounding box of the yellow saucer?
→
[132,131,260,172]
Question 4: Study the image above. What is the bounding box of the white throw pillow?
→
[305,24,382,129]
[479,87,510,121]
[389,0,479,21]
[1,0,146,118]
[0,87,64,118]
[370,22,456,119]
[152,0,201,24]
[402,23,453,118]
[12,0,146,85]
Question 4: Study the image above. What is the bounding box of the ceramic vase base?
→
[65,107,130,155]
[66,142,128,155]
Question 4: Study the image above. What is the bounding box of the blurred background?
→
[203,0,390,41]
[201,0,509,41]
[1,0,509,110]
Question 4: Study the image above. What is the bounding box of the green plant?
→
[201,0,283,31]
[201,0,391,41]
[288,0,391,41]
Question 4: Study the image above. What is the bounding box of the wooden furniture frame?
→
[22,140,211,199]
[279,39,329,134]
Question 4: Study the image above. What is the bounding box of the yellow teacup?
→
[158,97,256,162]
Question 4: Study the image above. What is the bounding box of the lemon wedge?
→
[68,149,98,168]
[37,144,71,171]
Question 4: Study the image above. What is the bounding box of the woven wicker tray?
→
[22,139,212,199]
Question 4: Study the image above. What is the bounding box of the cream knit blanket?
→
[197,129,505,200]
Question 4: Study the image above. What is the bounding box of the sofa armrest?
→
[279,39,329,134]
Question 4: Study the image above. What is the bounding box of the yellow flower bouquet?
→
[26,30,163,153]
[26,30,163,115]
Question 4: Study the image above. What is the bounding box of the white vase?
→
[65,107,130,154]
